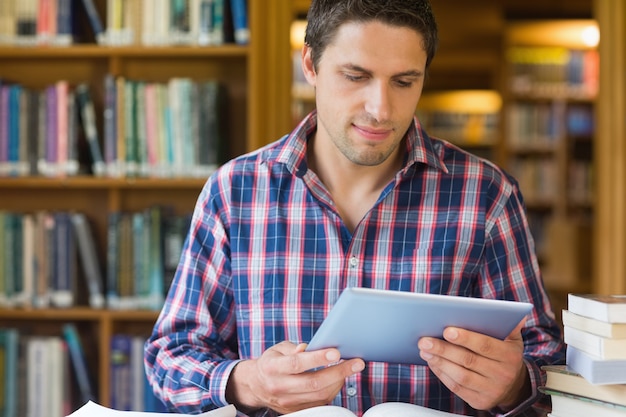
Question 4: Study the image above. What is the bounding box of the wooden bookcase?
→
[0,0,292,411]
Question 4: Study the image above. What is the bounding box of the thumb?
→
[505,318,526,342]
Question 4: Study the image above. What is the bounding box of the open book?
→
[284,403,460,416]
[65,401,236,417]
[67,401,460,417]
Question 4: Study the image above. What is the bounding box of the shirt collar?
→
[269,111,448,177]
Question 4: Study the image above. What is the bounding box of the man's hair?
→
[304,0,438,71]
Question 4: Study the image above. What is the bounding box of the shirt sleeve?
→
[482,177,566,416]
[144,177,240,413]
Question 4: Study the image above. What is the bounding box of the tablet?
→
[305,287,533,365]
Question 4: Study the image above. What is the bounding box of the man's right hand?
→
[225,341,365,415]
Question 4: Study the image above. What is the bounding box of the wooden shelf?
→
[0,177,207,189]
[0,307,159,321]
[0,44,248,57]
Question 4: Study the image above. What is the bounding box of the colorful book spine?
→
[229,0,248,44]
[79,0,105,44]
[70,212,106,309]
[76,83,106,176]
[62,323,97,405]
[110,334,132,411]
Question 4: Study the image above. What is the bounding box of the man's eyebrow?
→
[341,63,424,78]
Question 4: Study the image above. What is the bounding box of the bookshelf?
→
[416,90,502,162]
[501,20,599,315]
[0,0,290,413]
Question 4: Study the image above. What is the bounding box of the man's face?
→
[302,20,428,167]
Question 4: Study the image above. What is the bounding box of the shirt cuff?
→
[207,359,243,409]
[491,358,544,417]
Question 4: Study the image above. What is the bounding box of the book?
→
[197,0,214,45]
[106,212,121,308]
[285,403,461,416]
[70,212,106,309]
[27,337,50,417]
[1,328,19,417]
[228,0,248,44]
[65,401,460,417]
[562,309,626,339]
[66,400,235,417]
[109,334,132,411]
[543,364,626,406]
[62,323,97,406]
[79,0,105,44]
[51,211,77,308]
[568,294,626,323]
[55,0,73,45]
[567,345,626,385]
[564,325,626,360]
[541,388,626,417]
[75,83,106,177]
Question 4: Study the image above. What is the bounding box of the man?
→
[145,1,565,416]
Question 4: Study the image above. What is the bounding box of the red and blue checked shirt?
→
[145,111,565,417]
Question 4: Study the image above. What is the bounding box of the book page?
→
[363,402,460,416]
[283,403,461,417]
[65,401,237,417]
[284,405,356,417]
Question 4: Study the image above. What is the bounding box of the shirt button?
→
[347,386,357,397]
[349,257,358,267]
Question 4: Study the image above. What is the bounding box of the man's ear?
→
[301,44,317,86]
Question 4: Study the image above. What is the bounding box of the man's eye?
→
[395,80,413,88]
[344,74,365,82]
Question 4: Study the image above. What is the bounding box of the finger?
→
[268,341,342,373]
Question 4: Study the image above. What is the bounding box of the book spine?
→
[103,74,118,176]
[56,81,68,176]
[45,85,58,176]
[3,212,16,305]
[62,323,96,404]
[0,212,6,306]
[20,213,35,308]
[66,89,79,175]
[4,329,19,417]
[106,212,121,309]
[110,334,132,411]
[124,80,138,176]
[148,206,164,310]
[0,85,10,176]
[55,0,73,45]
[76,83,106,176]
[70,212,105,309]
[7,85,22,176]
[197,0,214,45]
[79,0,105,43]
[229,0,248,44]
[50,212,75,308]
[27,338,48,417]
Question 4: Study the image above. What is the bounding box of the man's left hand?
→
[418,319,530,411]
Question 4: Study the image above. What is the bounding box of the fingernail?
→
[326,350,340,362]
[352,361,365,373]
[446,328,459,340]
[420,339,433,350]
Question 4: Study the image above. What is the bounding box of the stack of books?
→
[542,293,626,417]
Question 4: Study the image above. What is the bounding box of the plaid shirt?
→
[145,111,565,417]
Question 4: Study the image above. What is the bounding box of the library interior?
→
[0,0,625,415]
